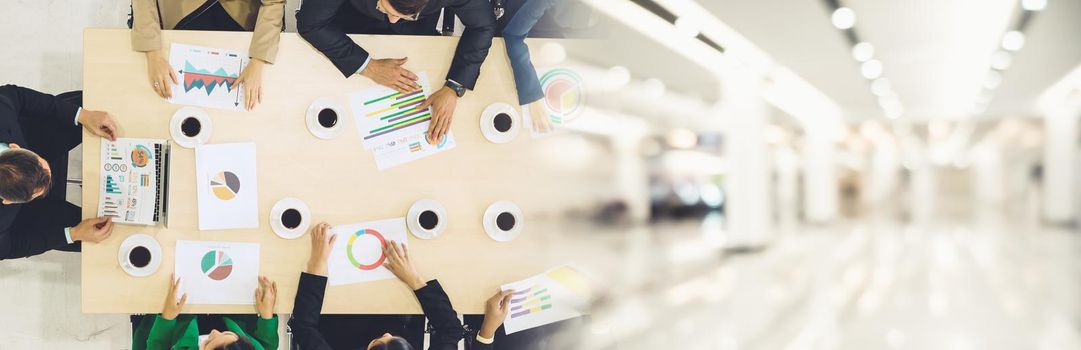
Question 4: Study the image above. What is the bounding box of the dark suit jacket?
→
[0,85,82,260]
[296,0,495,90]
[289,272,469,349]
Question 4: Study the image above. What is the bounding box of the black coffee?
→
[494,113,512,132]
[419,210,438,230]
[181,117,201,137]
[318,108,338,128]
[496,212,516,231]
[281,208,302,229]
[129,246,151,268]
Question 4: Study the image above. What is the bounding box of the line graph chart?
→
[168,43,247,111]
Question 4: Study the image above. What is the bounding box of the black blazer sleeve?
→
[444,0,496,90]
[288,272,334,350]
[0,85,80,131]
[296,0,373,77]
[414,280,467,350]
[0,218,70,260]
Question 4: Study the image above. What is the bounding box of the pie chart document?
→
[174,240,260,305]
[327,217,409,286]
[195,142,259,230]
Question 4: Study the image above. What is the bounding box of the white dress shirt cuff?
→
[74,107,82,126]
[64,227,74,244]
[354,56,372,76]
[475,334,494,344]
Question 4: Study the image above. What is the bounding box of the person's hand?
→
[162,273,187,320]
[360,57,420,93]
[479,290,515,338]
[418,87,458,145]
[306,222,337,276]
[383,240,426,290]
[78,110,119,141]
[528,100,552,133]
[237,59,265,111]
[70,217,113,243]
[145,50,177,99]
[254,276,277,319]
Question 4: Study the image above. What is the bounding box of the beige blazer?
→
[131,0,284,63]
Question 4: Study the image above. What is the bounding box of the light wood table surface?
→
[82,28,577,314]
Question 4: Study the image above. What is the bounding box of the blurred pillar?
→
[611,134,650,223]
[722,72,771,246]
[1042,105,1080,224]
[803,126,838,223]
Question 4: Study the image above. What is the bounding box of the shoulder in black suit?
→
[289,272,469,349]
[0,85,83,260]
[296,0,495,89]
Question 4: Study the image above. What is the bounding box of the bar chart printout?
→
[348,72,456,170]
[168,43,247,111]
[499,265,593,334]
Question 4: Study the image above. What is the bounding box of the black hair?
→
[388,0,430,15]
[371,337,414,350]
[0,148,50,203]
[216,336,256,350]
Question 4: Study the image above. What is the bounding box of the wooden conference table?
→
[82,28,572,314]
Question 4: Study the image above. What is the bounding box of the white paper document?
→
[327,218,409,286]
[97,138,167,225]
[195,143,259,230]
[169,43,247,111]
[174,240,260,305]
[348,72,455,170]
[500,265,593,334]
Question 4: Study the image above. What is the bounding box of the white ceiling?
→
[699,0,1081,121]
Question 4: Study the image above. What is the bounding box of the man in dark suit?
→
[292,223,516,349]
[0,85,119,260]
[296,0,496,145]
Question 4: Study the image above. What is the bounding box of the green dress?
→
[132,314,279,350]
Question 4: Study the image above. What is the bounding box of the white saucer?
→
[117,234,162,277]
[483,201,523,242]
[407,199,447,240]
[170,106,212,148]
[270,197,311,239]
[306,98,346,140]
[480,103,520,144]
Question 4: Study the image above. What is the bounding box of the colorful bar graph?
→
[362,113,432,140]
[508,285,553,319]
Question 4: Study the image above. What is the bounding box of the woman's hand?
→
[254,276,277,320]
[479,290,515,338]
[162,273,187,320]
[145,50,177,99]
[383,240,426,290]
[237,59,265,110]
[528,100,552,133]
[306,222,337,276]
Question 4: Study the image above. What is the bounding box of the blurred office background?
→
[3,0,1081,349]
[551,0,1081,349]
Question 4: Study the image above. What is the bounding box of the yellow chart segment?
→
[210,171,240,201]
[546,266,591,299]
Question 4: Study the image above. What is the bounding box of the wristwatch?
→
[445,80,466,97]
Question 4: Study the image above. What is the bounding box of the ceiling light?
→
[878,96,901,110]
[674,17,700,38]
[607,66,632,87]
[990,50,1012,70]
[852,42,875,62]
[984,71,1003,89]
[643,78,666,97]
[871,78,892,96]
[861,60,883,79]
[1021,0,1047,11]
[1001,31,1025,51]
[831,7,856,30]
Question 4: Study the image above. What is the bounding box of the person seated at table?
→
[130,0,285,110]
[131,273,279,350]
[0,84,119,260]
[501,0,593,134]
[295,0,496,144]
[291,222,514,349]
